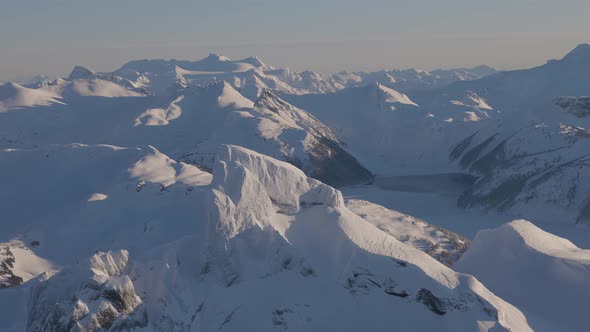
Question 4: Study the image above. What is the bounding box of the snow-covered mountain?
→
[284,44,590,224]
[3,44,590,331]
[180,89,373,186]
[43,53,495,99]
[346,199,469,266]
[456,220,590,331]
[451,122,590,224]
[0,77,371,187]
[282,82,485,174]
[0,144,531,331]
[442,44,590,223]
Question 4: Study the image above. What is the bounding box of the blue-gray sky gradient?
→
[1,0,589,81]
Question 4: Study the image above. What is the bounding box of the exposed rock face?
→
[196,145,529,331]
[451,124,590,224]
[0,144,532,331]
[0,241,58,289]
[0,245,23,288]
[346,199,470,266]
[254,91,374,187]
[27,250,147,332]
[555,96,590,117]
[180,89,374,187]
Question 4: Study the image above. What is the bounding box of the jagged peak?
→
[213,144,344,210]
[244,67,265,76]
[255,88,278,102]
[254,89,294,112]
[209,144,339,237]
[299,70,323,78]
[67,65,96,80]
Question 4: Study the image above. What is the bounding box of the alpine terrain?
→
[1,44,590,332]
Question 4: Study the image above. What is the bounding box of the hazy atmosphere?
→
[1,0,589,81]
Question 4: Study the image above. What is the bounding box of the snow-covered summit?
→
[202,53,231,62]
[180,88,373,186]
[241,55,267,68]
[374,83,418,108]
[0,143,532,331]
[194,145,532,331]
[0,81,63,111]
[456,220,590,331]
[67,65,96,80]
[57,53,496,97]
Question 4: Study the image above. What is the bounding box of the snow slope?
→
[6,47,590,331]
[181,89,373,186]
[451,122,590,224]
[0,144,212,265]
[437,45,590,224]
[455,220,590,331]
[0,145,531,331]
[282,44,590,223]
[0,240,58,289]
[0,77,371,186]
[0,82,63,112]
[282,83,479,174]
[346,199,470,266]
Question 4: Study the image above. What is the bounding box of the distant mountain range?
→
[1,44,590,332]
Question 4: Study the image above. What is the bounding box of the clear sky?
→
[1,0,589,81]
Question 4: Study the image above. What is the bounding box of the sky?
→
[1,0,589,81]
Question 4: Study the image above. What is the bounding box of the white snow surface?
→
[346,199,470,266]
[5,46,590,331]
[0,144,531,331]
[455,220,590,331]
[58,53,496,97]
[0,77,370,187]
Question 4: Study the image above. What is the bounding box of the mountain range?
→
[1,44,590,331]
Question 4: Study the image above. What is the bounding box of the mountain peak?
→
[0,81,24,90]
[254,89,287,109]
[241,56,266,68]
[203,53,231,62]
[468,65,497,76]
[206,80,254,108]
[67,65,96,80]
[0,82,24,99]
[372,82,418,107]
[561,43,590,62]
